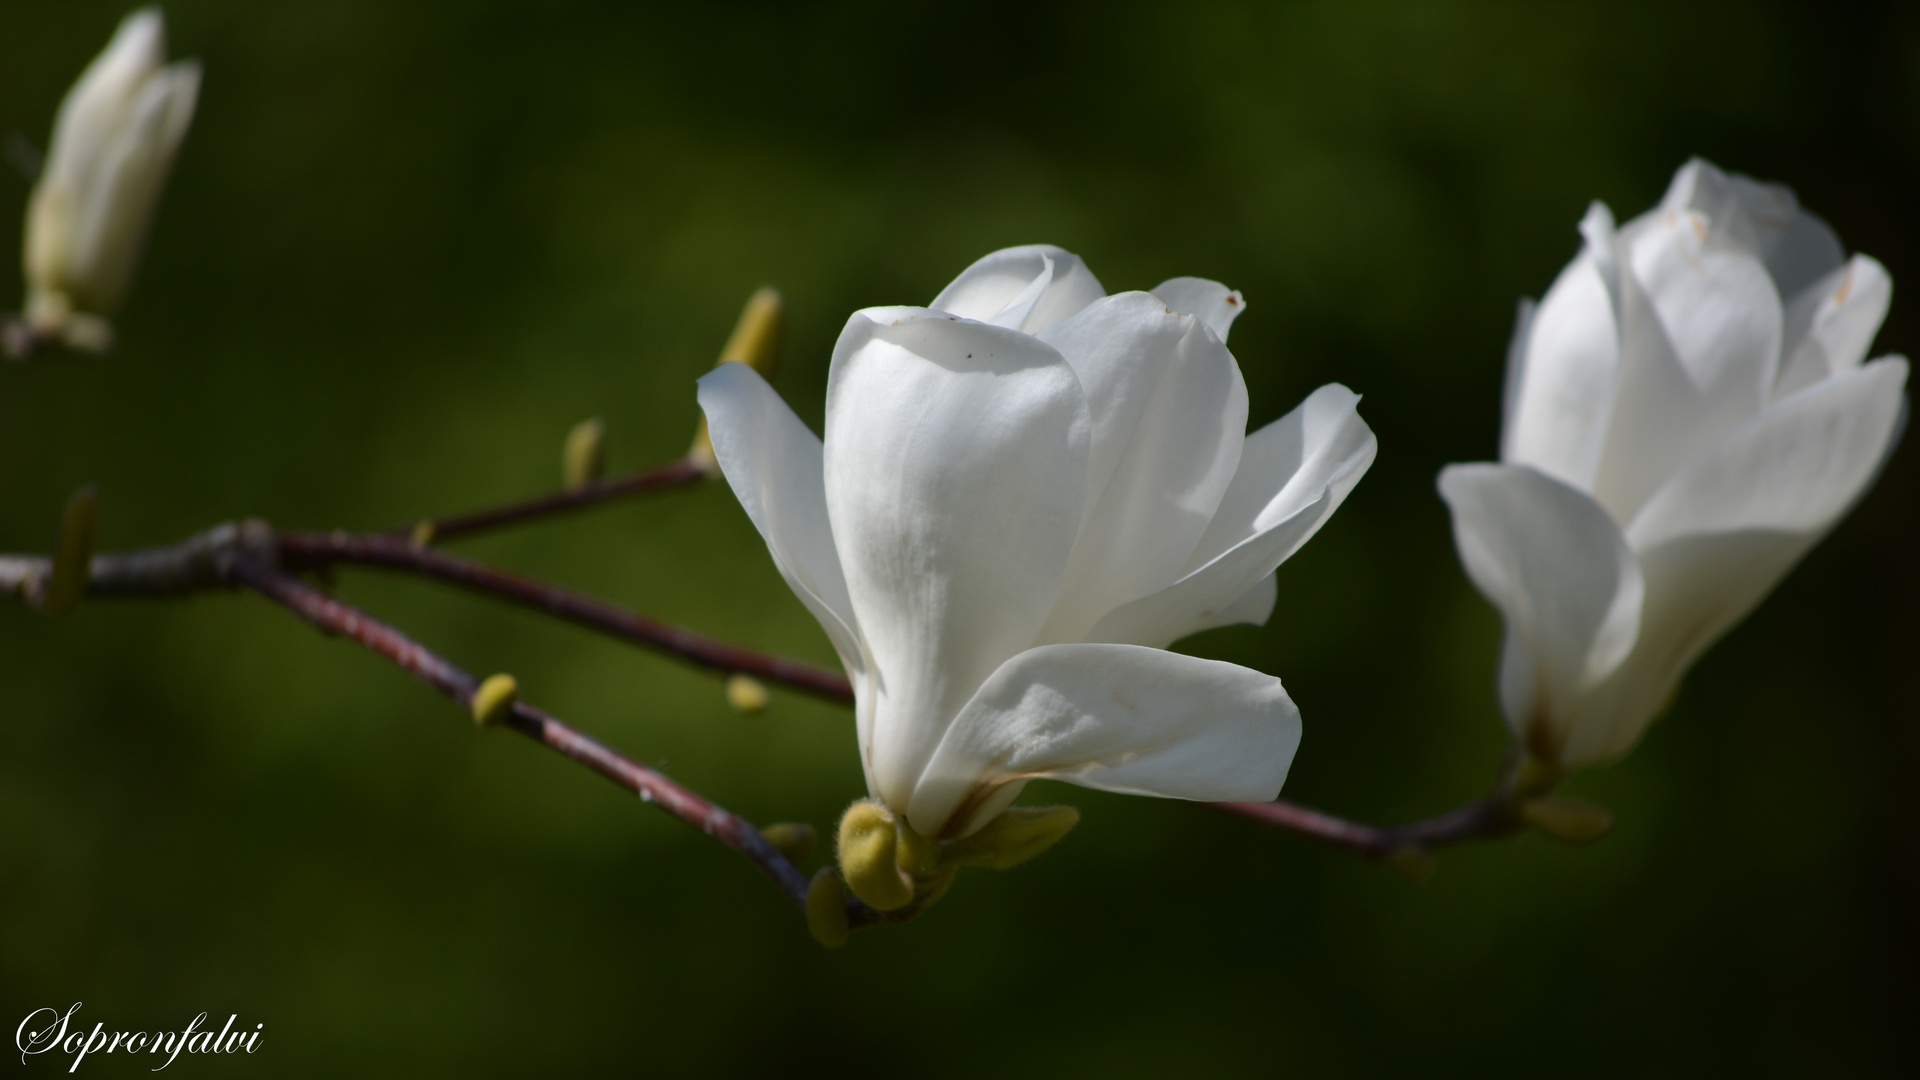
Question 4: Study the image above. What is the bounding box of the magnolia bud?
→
[24,8,200,350]
[724,673,769,714]
[40,486,98,617]
[805,868,850,948]
[689,288,786,475]
[759,822,817,864]
[562,418,606,491]
[835,799,912,911]
[470,674,519,728]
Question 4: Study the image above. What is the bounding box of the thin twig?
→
[400,456,710,544]
[277,530,855,704]
[232,559,818,908]
[1210,795,1519,857]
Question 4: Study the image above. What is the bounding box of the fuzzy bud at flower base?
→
[835,799,912,911]
[805,868,849,949]
[939,805,1080,871]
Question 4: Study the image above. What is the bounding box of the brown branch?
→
[231,559,818,908]
[276,531,855,704]
[1210,795,1519,859]
[399,456,710,545]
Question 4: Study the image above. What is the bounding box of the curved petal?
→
[1774,255,1892,401]
[66,61,198,309]
[928,244,1107,335]
[1437,464,1644,752]
[1150,277,1246,343]
[1627,357,1909,550]
[1499,296,1535,458]
[1590,204,1785,523]
[41,9,166,190]
[1033,293,1248,643]
[905,644,1300,837]
[825,308,1091,810]
[1504,202,1621,489]
[1558,529,1814,769]
[697,363,862,676]
[1086,384,1374,648]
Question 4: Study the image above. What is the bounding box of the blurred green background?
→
[2,2,1916,1075]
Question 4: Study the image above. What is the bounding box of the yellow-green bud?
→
[725,673,769,714]
[470,673,519,728]
[836,799,912,911]
[805,868,849,949]
[1520,797,1613,844]
[689,288,787,476]
[409,520,436,549]
[1510,754,1564,801]
[40,486,97,617]
[760,822,817,864]
[1386,845,1437,882]
[895,821,940,878]
[940,805,1080,870]
[562,417,606,491]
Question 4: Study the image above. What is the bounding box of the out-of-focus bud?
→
[1520,797,1614,843]
[724,672,769,714]
[562,418,606,491]
[40,486,98,617]
[470,673,519,728]
[805,868,850,948]
[759,822,817,864]
[938,805,1079,871]
[689,288,785,475]
[22,8,200,352]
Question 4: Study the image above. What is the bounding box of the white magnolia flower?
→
[1441,159,1908,771]
[23,7,200,349]
[699,245,1376,838]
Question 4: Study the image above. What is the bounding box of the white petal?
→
[42,9,167,187]
[1627,357,1909,550]
[825,309,1090,810]
[1589,205,1785,522]
[1504,202,1622,488]
[1438,464,1644,751]
[1498,296,1535,458]
[63,61,199,309]
[697,363,862,675]
[1086,384,1375,648]
[1149,277,1246,343]
[1033,293,1248,643]
[905,644,1300,837]
[1726,173,1847,300]
[928,244,1107,335]
[1558,530,1815,769]
[1774,255,1892,401]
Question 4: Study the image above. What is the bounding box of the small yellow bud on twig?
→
[470,673,519,728]
[760,822,817,864]
[725,673,769,713]
[689,287,787,476]
[805,868,850,948]
[40,485,97,617]
[1520,797,1613,844]
[562,417,606,491]
[409,520,436,549]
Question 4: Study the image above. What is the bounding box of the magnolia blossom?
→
[1441,159,1908,770]
[699,245,1376,838]
[23,7,200,349]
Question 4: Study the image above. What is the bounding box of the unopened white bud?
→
[24,8,200,350]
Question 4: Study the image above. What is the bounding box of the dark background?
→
[2,2,1915,1075]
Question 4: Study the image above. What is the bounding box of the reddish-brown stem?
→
[1211,794,1519,857]
[232,559,817,908]
[276,530,855,704]
[400,456,710,544]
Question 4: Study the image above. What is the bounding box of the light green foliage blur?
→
[1,3,1914,1076]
